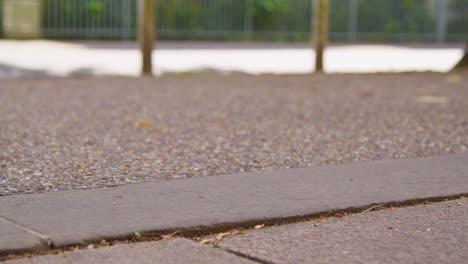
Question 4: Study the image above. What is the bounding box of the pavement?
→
[217,198,467,264]
[1,153,467,263]
[0,40,464,78]
[4,239,256,264]
[4,198,467,264]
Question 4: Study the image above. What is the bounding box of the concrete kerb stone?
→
[0,219,49,256]
[0,153,467,257]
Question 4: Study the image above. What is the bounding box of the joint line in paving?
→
[219,247,276,264]
[0,216,52,247]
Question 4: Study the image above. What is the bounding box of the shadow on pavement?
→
[0,64,97,79]
[0,64,50,79]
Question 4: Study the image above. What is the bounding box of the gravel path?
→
[1,73,467,195]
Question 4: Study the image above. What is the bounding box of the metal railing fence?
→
[1,0,467,42]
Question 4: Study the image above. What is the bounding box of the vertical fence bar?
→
[121,0,130,39]
[244,0,253,40]
[348,0,357,42]
[436,0,447,43]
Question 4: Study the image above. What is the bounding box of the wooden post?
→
[139,0,155,76]
[313,0,329,73]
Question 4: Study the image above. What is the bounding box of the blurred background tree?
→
[355,0,434,41]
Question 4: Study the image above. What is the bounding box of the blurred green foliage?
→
[355,0,435,41]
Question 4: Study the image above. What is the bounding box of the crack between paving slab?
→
[156,193,468,239]
[0,216,52,248]
[219,247,276,264]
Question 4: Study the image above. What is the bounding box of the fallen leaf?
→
[317,219,327,223]
[111,202,121,205]
[216,232,231,240]
[133,232,142,239]
[418,88,431,96]
[416,96,449,104]
[359,90,375,98]
[135,120,151,128]
[387,227,394,230]
[333,213,343,218]
[306,86,320,93]
[232,230,246,235]
[254,224,265,229]
[445,74,462,84]
[358,137,369,143]
[199,238,216,245]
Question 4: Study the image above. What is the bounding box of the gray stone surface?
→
[0,153,467,252]
[0,220,47,255]
[2,72,468,196]
[5,238,254,264]
[220,198,468,264]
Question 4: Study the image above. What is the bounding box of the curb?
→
[1,153,467,256]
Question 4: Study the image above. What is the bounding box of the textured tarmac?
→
[1,73,467,195]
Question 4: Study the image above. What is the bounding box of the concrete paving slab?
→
[219,198,468,264]
[4,238,254,264]
[0,154,467,252]
[0,220,48,255]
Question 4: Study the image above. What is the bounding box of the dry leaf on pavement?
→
[135,120,151,128]
[418,88,431,96]
[231,230,246,235]
[216,232,231,240]
[199,238,216,245]
[416,96,449,104]
[445,74,462,84]
[306,86,320,93]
